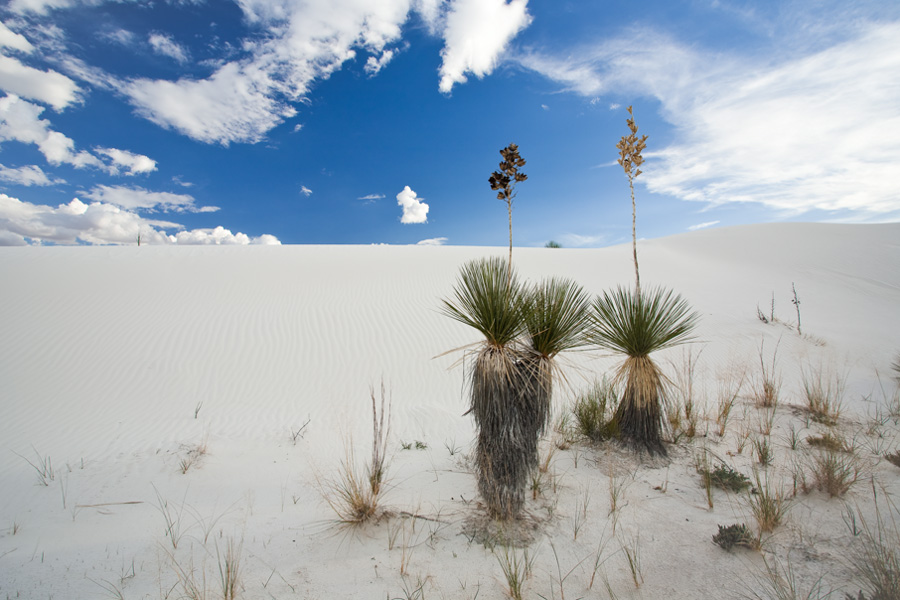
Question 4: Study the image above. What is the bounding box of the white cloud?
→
[416,236,447,245]
[148,32,190,64]
[0,162,60,186]
[123,0,413,144]
[300,185,312,196]
[0,55,81,110]
[438,0,531,94]
[84,184,215,213]
[364,49,395,76]
[359,193,385,202]
[519,21,900,217]
[396,185,428,223]
[125,61,297,145]
[687,220,720,231]
[94,147,157,175]
[559,233,605,248]
[0,94,101,168]
[101,28,136,46]
[0,193,279,245]
[0,21,35,52]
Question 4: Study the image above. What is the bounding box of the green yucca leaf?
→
[521,277,590,358]
[590,286,699,358]
[441,257,526,348]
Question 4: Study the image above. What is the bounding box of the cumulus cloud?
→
[396,185,428,224]
[299,185,312,196]
[0,94,101,167]
[438,0,532,94]
[84,184,216,213]
[148,32,190,64]
[94,147,157,175]
[0,162,60,186]
[518,21,900,217]
[416,236,447,245]
[364,49,395,75]
[0,193,279,245]
[0,55,81,110]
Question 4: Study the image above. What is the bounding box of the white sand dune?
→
[1,222,899,599]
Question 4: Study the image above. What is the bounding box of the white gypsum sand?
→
[0,222,899,599]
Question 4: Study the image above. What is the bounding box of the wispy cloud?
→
[1,94,100,167]
[396,185,428,224]
[687,220,720,231]
[95,147,157,176]
[517,20,900,219]
[84,184,216,213]
[148,32,190,64]
[359,193,385,203]
[416,236,447,246]
[300,185,312,196]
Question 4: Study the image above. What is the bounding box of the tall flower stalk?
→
[489,144,527,290]
[616,106,648,296]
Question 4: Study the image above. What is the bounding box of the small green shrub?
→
[713,523,757,551]
[708,464,751,492]
[573,378,619,442]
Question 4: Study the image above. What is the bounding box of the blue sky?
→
[1,0,898,246]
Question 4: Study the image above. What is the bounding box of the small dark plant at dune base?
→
[713,523,757,551]
[589,286,699,455]
[442,258,588,520]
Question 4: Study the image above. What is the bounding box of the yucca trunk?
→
[471,349,551,520]
[614,355,667,456]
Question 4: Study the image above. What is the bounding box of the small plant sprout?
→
[216,536,242,600]
[15,447,54,486]
[495,544,535,600]
[193,400,202,419]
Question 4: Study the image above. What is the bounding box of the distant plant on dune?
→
[589,286,699,455]
[489,143,527,283]
[545,240,561,248]
[442,259,589,519]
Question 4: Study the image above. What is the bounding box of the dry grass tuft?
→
[320,384,391,528]
[748,469,792,536]
[753,339,781,408]
[808,449,861,497]
[801,361,846,425]
[844,482,900,600]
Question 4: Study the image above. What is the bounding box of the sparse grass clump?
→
[809,449,861,497]
[321,384,391,527]
[845,484,900,600]
[572,378,619,442]
[807,432,850,453]
[713,523,758,551]
[754,339,781,408]
[802,362,846,425]
[748,470,792,535]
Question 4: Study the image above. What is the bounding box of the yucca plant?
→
[589,286,699,455]
[518,277,591,463]
[443,257,529,519]
[443,262,589,519]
